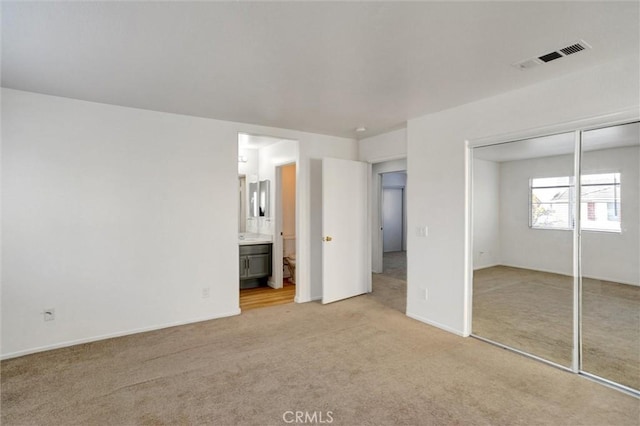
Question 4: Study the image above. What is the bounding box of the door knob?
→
[323,236,333,242]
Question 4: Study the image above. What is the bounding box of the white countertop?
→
[238,233,273,245]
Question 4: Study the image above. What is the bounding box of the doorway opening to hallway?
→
[370,159,407,313]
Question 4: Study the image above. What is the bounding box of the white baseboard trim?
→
[473,263,501,271]
[1,309,241,361]
[498,263,639,286]
[295,295,321,303]
[406,312,467,337]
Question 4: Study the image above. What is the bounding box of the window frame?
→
[529,172,621,233]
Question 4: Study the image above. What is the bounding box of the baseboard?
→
[498,263,639,286]
[498,262,572,277]
[581,274,639,287]
[294,295,321,303]
[405,312,467,337]
[1,309,242,360]
[473,262,501,271]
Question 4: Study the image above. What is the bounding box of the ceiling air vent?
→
[560,43,586,56]
[538,51,563,63]
[512,39,591,70]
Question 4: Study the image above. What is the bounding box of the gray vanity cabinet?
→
[239,244,272,282]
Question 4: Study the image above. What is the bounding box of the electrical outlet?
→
[202,287,210,298]
[43,308,55,321]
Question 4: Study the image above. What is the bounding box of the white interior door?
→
[322,158,371,304]
[383,188,403,252]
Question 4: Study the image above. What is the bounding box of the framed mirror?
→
[259,179,270,217]
[249,180,270,217]
[249,181,259,217]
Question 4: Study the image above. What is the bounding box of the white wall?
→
[472,159,500,269]
[407,55,640,336]
[238,148,258,180]
[1,89,357,358]
[359,128,406,163]
[499,153,575,276]
[2,89,240,357]
[499,146,639,285]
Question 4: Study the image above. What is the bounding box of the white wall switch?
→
[202,287,210,298]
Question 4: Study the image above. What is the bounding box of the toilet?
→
[284,254,296,284]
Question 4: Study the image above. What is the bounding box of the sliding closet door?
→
[580,122,640,391]
[472,133,576,367]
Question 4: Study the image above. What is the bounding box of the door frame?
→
[272,162,297,289]
[370,159,407,274]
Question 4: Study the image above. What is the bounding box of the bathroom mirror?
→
[259,179,270,217]
[248,180,270,217]
[249,181,259,217]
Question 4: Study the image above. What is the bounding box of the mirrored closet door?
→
[580,122,639,391]
[472,132,576,368]
[472,121,640,394]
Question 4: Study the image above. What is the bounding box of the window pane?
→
[581,172,619,185]
[531,199,570,228]
[532,176,572,187]
[580,177,621,232]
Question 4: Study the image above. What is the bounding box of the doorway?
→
[381,172,407,281]
[238,133,298,311]
[276,163,297,291]
[370,160,407,313]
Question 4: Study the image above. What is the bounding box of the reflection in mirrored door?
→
[472,132,576,368]
[580,122,640,391]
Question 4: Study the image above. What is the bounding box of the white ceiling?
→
[2,2,639,139]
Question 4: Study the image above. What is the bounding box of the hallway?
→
[371,251,407,313]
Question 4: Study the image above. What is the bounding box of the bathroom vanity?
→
[239,234,272,289]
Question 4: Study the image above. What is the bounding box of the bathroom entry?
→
[238,132,298,311]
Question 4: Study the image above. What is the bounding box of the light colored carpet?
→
[473,265,640,391]
[2,273,638,425]
[383,250,406,281]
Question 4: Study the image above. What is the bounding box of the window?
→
[530,173,621,232]
[580,173,621,232]
[530,176,573,229]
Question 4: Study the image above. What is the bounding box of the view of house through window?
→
[530,173,621,232]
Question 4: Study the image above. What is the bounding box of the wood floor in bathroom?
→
[240,280,295,311]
